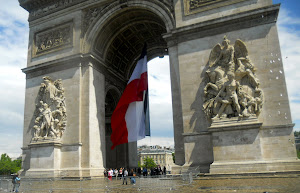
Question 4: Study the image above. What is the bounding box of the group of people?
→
[104,166,168,184]
[143,166,167,176]
[104,168,136,185]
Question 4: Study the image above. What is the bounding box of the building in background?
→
[138,145,174,172]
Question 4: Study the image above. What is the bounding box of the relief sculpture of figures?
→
[32,76,67,141]
[203,36,263,121]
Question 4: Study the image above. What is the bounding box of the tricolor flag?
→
[110,45,149,150]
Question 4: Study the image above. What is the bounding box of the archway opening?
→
[99,7,171,169]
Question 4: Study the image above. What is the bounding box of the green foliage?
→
[142,157,157,169]
[138,161,142,168]
[294,131,300,137]
[0,154,21,175]
[297,150,300,159]
[172,152,175,163]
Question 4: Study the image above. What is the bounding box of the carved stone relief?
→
[203,36,263,121]
[184,0,249,15]
[82,7,104,38]
[32,76,67,141]
[27,0,86,21]
[34,22,73,57]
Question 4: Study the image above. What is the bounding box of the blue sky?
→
[0,0,300,157]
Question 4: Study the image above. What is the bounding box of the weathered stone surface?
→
[19,0,300,178]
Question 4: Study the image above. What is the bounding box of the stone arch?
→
[82,1,175,78]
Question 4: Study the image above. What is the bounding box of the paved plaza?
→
[1,173,299,193]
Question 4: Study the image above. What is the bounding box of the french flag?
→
[110,45,149,150]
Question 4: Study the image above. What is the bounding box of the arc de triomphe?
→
[19,0,300,177]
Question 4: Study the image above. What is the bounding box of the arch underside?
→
[93,8,169,80]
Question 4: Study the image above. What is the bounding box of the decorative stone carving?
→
[184,0,249,15]
[203,36,263,121]
[24,0,86,21]
[82,7,104,38]
[32,77,67,141]
[34,22,73,56]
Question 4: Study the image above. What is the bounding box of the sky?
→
[0,0,300,158]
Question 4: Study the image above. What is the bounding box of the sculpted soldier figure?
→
[31,77,67,141]
[212,72,241,120]
[213,36,235,73]
[203,36,264,121]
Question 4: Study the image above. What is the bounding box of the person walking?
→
[14,174,21,192]
[122,169,128,185]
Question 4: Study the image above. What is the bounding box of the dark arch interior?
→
[93,8,168,80]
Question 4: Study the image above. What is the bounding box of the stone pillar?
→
[167,44,185,166]
[80,61,106,177]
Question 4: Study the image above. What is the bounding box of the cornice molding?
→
[164,4,280,47]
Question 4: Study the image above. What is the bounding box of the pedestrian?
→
[103,169,107,177]
[123,169,128,185]
[143,167,147,176]
[14,174,21,192]
[119,167,123,180]
[130,169,136,185]
[108,168,113,181]
[163,166,166,175]
[11,174,17,192]
[114,168,118,180]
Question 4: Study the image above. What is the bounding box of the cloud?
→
[0,1,28,157]
[277,8,300,130]
[147,56,174,137]
[0,132,23,158]
[137,137,174,148]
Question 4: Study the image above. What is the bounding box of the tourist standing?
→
[114,168,118,179]
[123,169,128,185]
[143,167,147,176]
[118,167,123,179]
[14,174,21,192]
[11,174,17,192]
[108,168,113,181]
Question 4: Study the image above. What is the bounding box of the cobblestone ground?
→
[1,174,299,193]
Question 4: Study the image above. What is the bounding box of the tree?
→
[0,154,22,175]
[138,161,142,168]
[0,154,12,175]
[142,157,157,169]
[294,131,300,138]
[297,150,300,159]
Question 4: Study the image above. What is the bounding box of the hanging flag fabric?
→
[110,45,148,150]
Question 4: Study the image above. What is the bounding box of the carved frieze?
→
[34,22,73,57]
[82,7,104,38]
[22,0,86,21]
[203,36,263,122]
[184,0,249,15]
[32,76,67,141]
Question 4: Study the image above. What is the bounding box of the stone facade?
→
[19,0,300,178]
[138,146,174,171]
